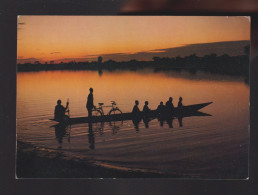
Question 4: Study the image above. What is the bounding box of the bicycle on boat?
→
[92,101,123,117]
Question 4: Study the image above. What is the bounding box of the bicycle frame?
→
[92,101,122,116]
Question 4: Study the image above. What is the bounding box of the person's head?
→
[145,101,148,105]
[160,101,163,105]
[169,97,173,102]
[135,100,139,105]
[57,99,61,105]
[179,97,183,101]
[89,88,93,93]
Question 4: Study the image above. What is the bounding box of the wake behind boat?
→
[50,102,213,125]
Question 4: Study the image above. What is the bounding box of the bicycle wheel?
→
[108,108,122,115]
[92,109,103,117]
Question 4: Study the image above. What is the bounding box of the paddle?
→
[66,98,70,117]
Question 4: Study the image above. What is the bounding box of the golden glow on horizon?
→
[17,71,249,115]
[17,16,250,63]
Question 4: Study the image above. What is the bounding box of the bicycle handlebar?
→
[97,102,117,105]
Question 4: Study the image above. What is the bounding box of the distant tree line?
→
[17,53,249,77]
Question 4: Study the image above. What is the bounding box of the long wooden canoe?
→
[50,102,212,125]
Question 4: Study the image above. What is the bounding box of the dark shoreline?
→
[17,54,249,78]
[16,137,248,179]
[16,140,178,178]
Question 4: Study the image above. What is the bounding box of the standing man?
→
[86,88,95,118]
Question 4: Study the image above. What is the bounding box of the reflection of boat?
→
[50,102,212,125]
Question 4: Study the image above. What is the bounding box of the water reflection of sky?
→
[17,70,249,178]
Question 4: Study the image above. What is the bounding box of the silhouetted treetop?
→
[17,52,249,78]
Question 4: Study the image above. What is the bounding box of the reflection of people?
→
[178,117,183,127]
[55,123,68,144]
[132,117,141,132]
[159,119,164,127]
[143,101,151,115]
[132,100,140,115]
[143,117,150,128]
[165,97,174,114]
[54,99,69,122]
[166,117,174,128]
[86,88,95,118]
[178,97,183,108]
[88,122,95,149]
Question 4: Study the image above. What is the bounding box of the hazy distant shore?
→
[16,140,177,178]
[17,54,249,77]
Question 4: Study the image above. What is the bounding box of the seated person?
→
[165,97,174,113]
[54,99,69,122]
[178,97,183,108]
[156,101,165,114]
[132,100,140,115]
[143,101,151,115]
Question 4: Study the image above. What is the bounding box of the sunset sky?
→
[17,16,250,63]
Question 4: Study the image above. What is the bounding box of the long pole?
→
[67,98,70,117]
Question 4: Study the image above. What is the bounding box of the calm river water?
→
[17,70,249,178]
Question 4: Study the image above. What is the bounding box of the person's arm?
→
[65,102,69,110]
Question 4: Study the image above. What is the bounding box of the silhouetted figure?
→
[178,97,183,108]
[88,122,95,149]
[132,100,141,115]
[132,100,141,131]
[157,101,165,115]
[143,101,151,116]
[86,88,95,119]
[165,97,174,115]
[156,101,165,126]
[142,101,151,128]
[54,99,69,122]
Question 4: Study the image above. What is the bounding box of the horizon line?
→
[17,40,250,64]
